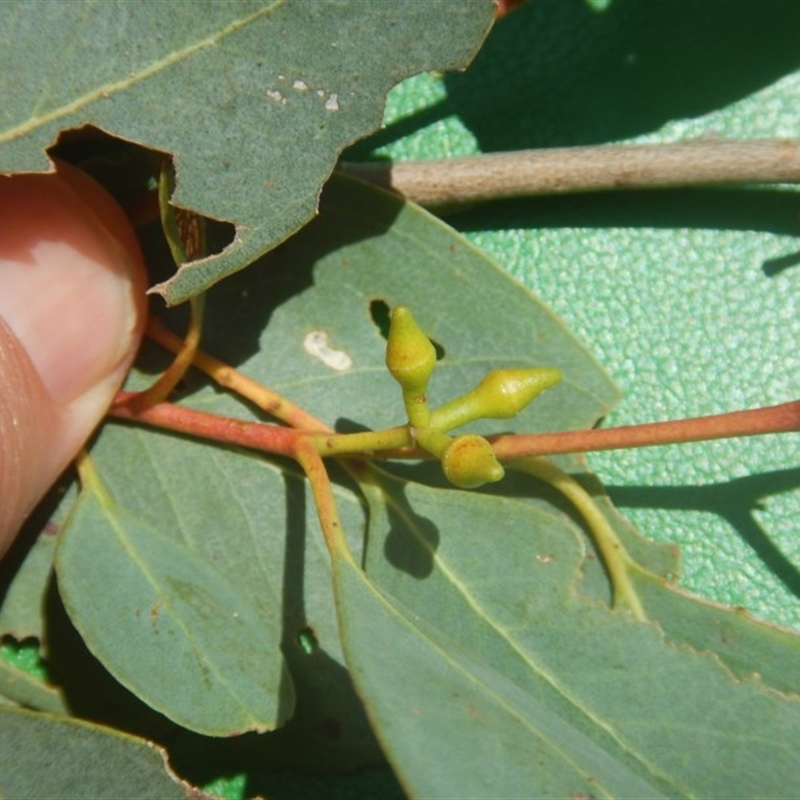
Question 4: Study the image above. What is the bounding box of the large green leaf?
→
[0,707,190,799]
[54,395,371,744]
[56,468,294,737]
[371,0,800,635]
[0,0,493,303]
[331,545,668,799]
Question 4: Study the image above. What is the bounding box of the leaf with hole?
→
[0,0,494,302]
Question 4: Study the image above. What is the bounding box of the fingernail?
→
[0,243,142,406]
[0,170,146,410]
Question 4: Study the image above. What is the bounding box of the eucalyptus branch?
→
[491,400,800,460]
[111,391,304,457]
[109,393,800,465]
[108,392,800,462]
[111,303,800,489]
[129,299,204,412]
[310,426,413,457]
[339,138,800,208]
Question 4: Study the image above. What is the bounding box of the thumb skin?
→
[0,161,147,559]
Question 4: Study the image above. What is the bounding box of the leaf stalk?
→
[513,458,648,621]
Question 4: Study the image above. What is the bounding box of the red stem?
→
[491,400,800,459]
[110,391,306,457]
[110,393,800,463]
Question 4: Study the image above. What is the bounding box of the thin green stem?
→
[130,296,205,411]
[309,425,413,457]
[403,388,432,429]
[74,449,112,505]
[512,457,647,621]
[414,427,453,459]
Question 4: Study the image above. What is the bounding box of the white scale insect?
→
[303,330,352,372]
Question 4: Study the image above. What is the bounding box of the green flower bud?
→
[430,368,561,431]
[441,434,505,489]
[385,306,437,394]
[470,368,562,419]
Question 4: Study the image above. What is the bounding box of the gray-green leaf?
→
[0,0,494,303]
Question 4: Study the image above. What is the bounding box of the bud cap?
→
[442,434,505,489]
[385,306,437,393]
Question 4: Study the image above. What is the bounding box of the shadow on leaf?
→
[192,177,404,373]
[382,483,441,580]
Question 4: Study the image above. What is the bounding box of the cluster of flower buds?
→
[386,306,561,490]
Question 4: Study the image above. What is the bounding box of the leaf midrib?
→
[94,489,268,729]
[368,470,683,792]
[0,0,286,146]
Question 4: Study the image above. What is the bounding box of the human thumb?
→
[0,160,147,558]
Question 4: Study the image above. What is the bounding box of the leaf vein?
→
[0,0,286,147]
